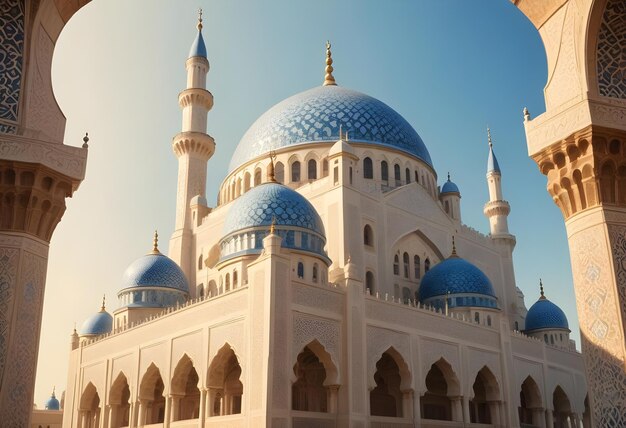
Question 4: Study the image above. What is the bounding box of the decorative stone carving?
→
[597,0,626,99]
[292,315,340,381]
[0,0,25,124]
[366,326,411,389]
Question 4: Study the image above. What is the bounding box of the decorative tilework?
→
[0,124,16,134]
[79,310,113,336]
[0,0,25,123]
[121,253,189,292]
[524,298,569,331]
[222,182,325,238]
[229,85,432,171]
[597,0,626,98]
[0,248,18,388]
[419,257,496,301]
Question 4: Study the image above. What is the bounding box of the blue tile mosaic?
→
[524,298,569,331]
[121,253,189,292]
[229,85,432,171]
[79,309,113,336]
[419,256,496,302]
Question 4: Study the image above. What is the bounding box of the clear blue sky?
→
[36,0,574,407]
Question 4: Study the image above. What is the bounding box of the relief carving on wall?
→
[569,224,626,426]
[292,315,340,381]
[0,0,25,125]
[597,0,626,99]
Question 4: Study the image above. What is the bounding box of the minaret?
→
[483,128,511,237]
[170,10,215,278]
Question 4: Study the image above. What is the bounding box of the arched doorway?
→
[207,344,243,416]
[469,366,500,424]
[553,386,573,428]
[79,382,100,428]
[518,376,542,427]
[292,346,328,412]
[109,372,130,428]
[421,358,460,422]
[171,355,201,421]
[138,363,165,424]
[370,348,411,418]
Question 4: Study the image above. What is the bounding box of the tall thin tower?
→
[169,10,215,279]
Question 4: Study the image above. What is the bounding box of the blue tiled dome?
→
[441,179,460,194]
[419,256,497,307]
[525,298,569,332]
[80,309,113,336]
[220,182,328,262]
[44,390,60,410]
[223,182,325,237]
[229,85,432,171]
[121,253,189,292]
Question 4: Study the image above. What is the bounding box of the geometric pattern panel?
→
[230,85,432,171]
[0,0,25,123]
[597,0,626,98]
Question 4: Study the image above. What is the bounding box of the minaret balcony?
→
[172,131,215,159]
[178,88,213,110]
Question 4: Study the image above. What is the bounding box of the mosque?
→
[61,13,590,428]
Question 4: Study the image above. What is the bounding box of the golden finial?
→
[447,172,451,181]
[267,151,277,182]
[451,236,457,257]
[539,278,545,299]
[150,230,160,254]
[323,41,337,86]
[100,294,106,311]
[52,386,56,397]
[487,127,493,148]
[270,216,276,234]
[197,8,203,31]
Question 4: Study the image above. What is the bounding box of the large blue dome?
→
[229,85,432,171]
[223,182,325,238]
[80,309,113,336]
[525,298,569,332]
[121,253,189,292]
[419,256,497,307]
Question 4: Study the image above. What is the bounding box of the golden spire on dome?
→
[150,230,160,254]
[197,8,203,31]
[267,151,277,182]
[270,216,277,235]
[100,294,106,311]
[323,41,337,86]
[487,127,493,148]
[539,278,546,300]
[451,236,458,257]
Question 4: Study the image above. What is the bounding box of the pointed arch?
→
[109,372,130,428]
[370,347,411,417]
[254,167,262,186]
[421,358,461,422]
[138,363,165,424]
[207,344,243,416]
[171,354,200,421]
[79,382,101,427]
[292,345,329,412]
[553,385,573,427]
[469,366,501,424]
[519,376,542,426]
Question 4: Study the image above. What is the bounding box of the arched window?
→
[254,168,262,186]
[364,225,373,246]
[550,335,554,345]
[312,264,319,283]
[474,312,480,323]
[370,351,406,417]
[424,258,431,272]
[208,345,243,416]
[297,262,304,279]
[198,284,205,298]
[243,172,251,192]
[381,161,389,182]
[394,164,401,185]
[139,366,165,424]
[415,171,419,183]
[514,321,519,331]
[544,334,548,343]
[198,255,203,270]
[233,270,238,288]
[444,200,450,213]
[292,346,328,412]
[225,273,230,292]
[487,315,491,327]
[308,159,317,180]
[275,162,284,183]
[414,255,421,278]
[364,157,373,179]
[403,252,410,278]
[322,158,329,177]
[393,255,399,275]
[405,168,410,184]
[170,355,200,421]
[291,161,301,182]
[366,271,375,293]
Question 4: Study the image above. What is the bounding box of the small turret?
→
[440,172,461,222]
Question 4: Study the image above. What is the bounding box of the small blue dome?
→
[220,182,327,262]
[80,309,113,336]
[441,179,460,194]
[121,253,189,292]
[44,391,60,410]
[525,297,569,332]
[419,256,497,307]
[229,85,432,171]
[189,29,207,58]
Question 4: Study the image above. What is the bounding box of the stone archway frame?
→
[290,339,339,387]
[519,375,544,409]
[138,362,167,400]
[108,371,131,406]
[79,381,100,411]
[387,229,446,264]
[292,315,341,385]
[421,357,462,398]
[366,326,412,391]
[465,350,502,401]
[206,343,244,390]
[171,353,201,395]
[368,346,413,392]
[467,365,501,402]
[419,339,461,396]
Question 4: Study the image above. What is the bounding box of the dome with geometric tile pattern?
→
[220,182,328,262]
[121,252,189,292]
[79,306,113,337]
[229,85,432,171]
[524,296,569,332]
[419,255,497,309]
